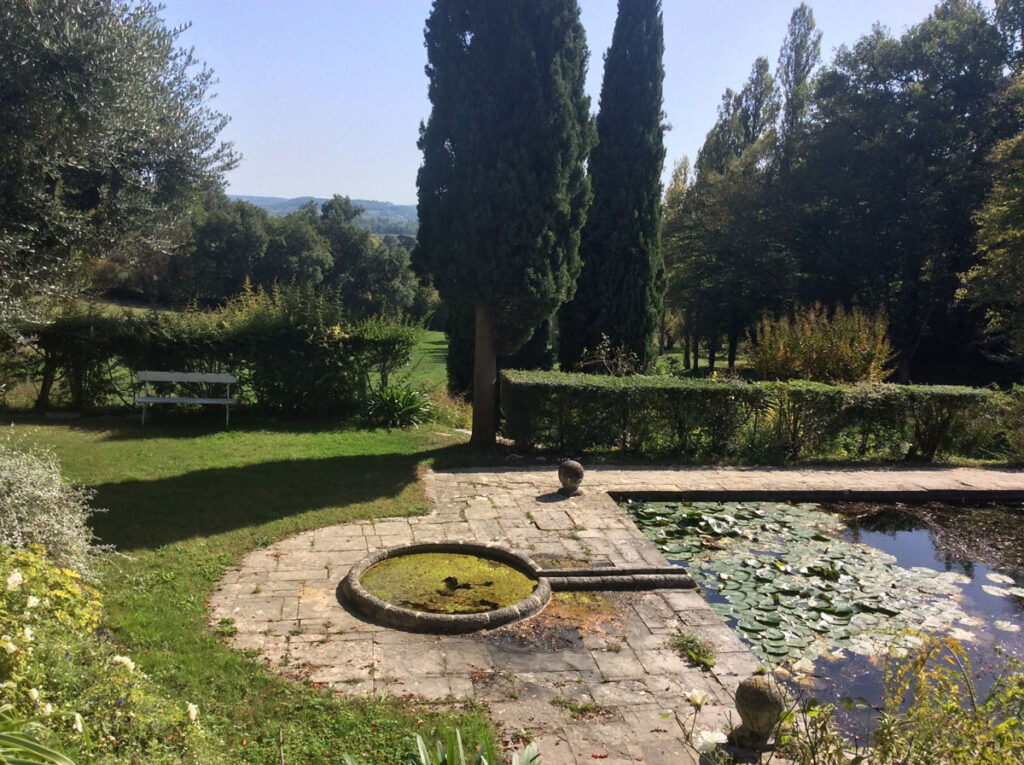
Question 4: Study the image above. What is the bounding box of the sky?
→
[158,0,995,205]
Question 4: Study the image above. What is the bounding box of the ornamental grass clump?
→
[748,303,892,383]
[0,437,103,577]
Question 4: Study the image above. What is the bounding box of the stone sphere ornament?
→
[557,459,584,495]
[734,673,788,747]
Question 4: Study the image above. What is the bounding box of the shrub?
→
[0,546,209,763]
[365,384,433,429]
[0,437,102,576]
[16,287,422,419]
[500,370,1006,463]
[748,303,893,383]
[777,634,1024,764]
[1003,385,1024,462]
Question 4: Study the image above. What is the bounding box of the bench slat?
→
[137,371,237,384]
[136,396,236,405]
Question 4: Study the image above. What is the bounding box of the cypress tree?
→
[414,0,594,445]
[558,0,666,370]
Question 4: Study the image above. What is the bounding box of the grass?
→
[8,412,497,763]
[668,627,716,670]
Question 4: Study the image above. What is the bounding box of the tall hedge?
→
[501,370,1011,463]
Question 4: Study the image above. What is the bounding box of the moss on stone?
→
[360,553,537,614]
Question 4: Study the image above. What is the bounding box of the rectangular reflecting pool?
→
[621,497,1024,737]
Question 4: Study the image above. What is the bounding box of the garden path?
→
[208,465,1024,764]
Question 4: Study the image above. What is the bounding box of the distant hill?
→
[231,195,417,235]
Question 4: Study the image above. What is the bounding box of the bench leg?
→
[142,403,147,426]
[225,404,230,428]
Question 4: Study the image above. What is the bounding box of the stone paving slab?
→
[208,465,1024,764]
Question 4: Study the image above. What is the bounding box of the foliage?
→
[500,370,1006,462]
[960,74,1024,357]
[17,288,421,417]
[576,334,644,376]
[0,438,102,577]
[0,703,75,765]
[664,0,1020,382]
[747,303,893,383]
[343,729,539,765]
[365,384,433,430]
[0,0,236,326]
[777,635,1024,765]
[0,545,210,763]
[415,0,595,444]
[668,628,716,669]
[1004,385,1024,461]
[559,0,666,370]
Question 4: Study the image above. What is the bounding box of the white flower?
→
[73,714,84,733]
[186,702,199,723]
[26,595,39,609]
[686,688,709,708]
[22,626,33,642]
[5,570,23,591]
[111,655,136,673]
[0,636,16,654]
[693,729,728,754]
[28,688,39,702]
[42,703,53,716]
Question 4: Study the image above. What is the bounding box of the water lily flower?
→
[693,729,728,753]
[73,714,84,733]
[187,702,199,723]
[111,655,136,672]
[5,570,23,591]
[686,688,709,708]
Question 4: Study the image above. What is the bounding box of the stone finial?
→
[557,459,584,496]
[733,673,788,747]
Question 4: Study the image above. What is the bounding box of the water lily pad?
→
[981,585,1011,598]
[986,572,1015,585]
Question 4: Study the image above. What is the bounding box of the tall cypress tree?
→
[414,0,594,445]
[558,0,666,370]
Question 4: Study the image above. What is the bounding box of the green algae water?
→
[360,553,537,614]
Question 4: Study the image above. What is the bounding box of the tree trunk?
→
[683,334,691,370]
[708,338,717,372]
[35,357,56,410]
[470,305,498,447]
[727,330,738,370]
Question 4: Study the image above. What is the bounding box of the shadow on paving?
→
[89,449,453,551]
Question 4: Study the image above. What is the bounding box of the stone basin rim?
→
[341,541,553,634]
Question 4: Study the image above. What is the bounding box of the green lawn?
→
[6,329,502,764]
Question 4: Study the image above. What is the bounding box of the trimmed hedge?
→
[500,370,1015,463]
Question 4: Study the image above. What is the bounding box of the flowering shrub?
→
[0,546,209,763]
[0,437,102,576]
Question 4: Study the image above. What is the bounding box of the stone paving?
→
[208,465,1024,764]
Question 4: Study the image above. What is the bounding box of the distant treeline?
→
[231,195,417,235]
[94,190,436,320]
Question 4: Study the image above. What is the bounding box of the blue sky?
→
[159,1,991,205]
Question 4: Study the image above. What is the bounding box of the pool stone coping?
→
[342,540,697,633]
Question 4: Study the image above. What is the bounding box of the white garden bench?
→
[135,370,237,426]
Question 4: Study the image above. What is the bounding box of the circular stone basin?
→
[342,542,552,634]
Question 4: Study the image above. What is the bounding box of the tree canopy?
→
[414,0,594,445]
[0,0,237,324]
[558,0,666,371]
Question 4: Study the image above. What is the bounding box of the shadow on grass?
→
[90,448,453,551]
